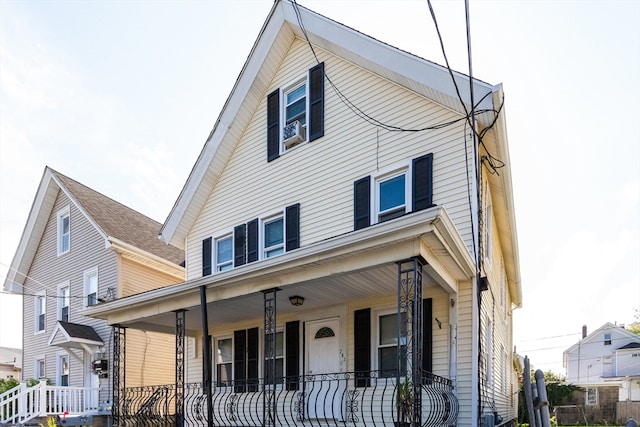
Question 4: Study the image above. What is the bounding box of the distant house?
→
[561,322,640,423]
[85,1,522,426]
[1,167,184,423]
[0,347,22,380]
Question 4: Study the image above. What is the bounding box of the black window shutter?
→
[354,308,371,387]
[423,298,433,373]
[234,224,247,267]
[234,329,247,392]
[285,321,300,391]
[247,219,259,263]
[247,327,259,392]
[354,176,371,230]
[285,203,300,251]
[267,89,280,162]
[202,237,212,276]
[412,153,434,212]
[308,62,325,142]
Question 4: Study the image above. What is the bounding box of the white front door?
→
[83,351,99,407]
[305,318,343,420]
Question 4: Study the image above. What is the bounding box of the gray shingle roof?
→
[58,321,103,343]
[52,169,184,266]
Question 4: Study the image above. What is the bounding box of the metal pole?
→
[535,369,552,427]
[199,286,213,427]
[523,356,536,427]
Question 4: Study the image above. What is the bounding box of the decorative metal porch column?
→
[397,258,424,427]
[174,310,186,427]
[263,288,279,427]
[200,285,213,427]
[112,325,126,427]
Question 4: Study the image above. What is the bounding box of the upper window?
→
[58,282,70,322]
[215,235,233,272]
[84,268,98,307]
[35,293,46,333]
[378,313,406,377]
[354,153,434,231]
[263,215,284,258]
[604,332,612,345]
[57,206,70,256]
[376,169,409,223]
[267,63,324,161]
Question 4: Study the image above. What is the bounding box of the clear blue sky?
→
[1,0,638,374]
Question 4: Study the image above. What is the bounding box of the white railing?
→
[0,380,99,425]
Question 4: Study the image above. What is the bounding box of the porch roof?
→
[84,207,475,335]
[48,321,104,352]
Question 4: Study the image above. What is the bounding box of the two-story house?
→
[85,1,522,426]
[1,167,184,424]
[561,322,640,423]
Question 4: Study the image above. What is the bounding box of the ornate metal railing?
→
[116,370,457,427]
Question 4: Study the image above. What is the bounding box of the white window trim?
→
[83,267,99,308]
[57,281,70,322]
[35,356,46,380]
[280,75,309,153]
[57,352,69,387]
[374,308,407,376]
[260,209,285,260]
[215,336,233,387]
[34,290,46,334]
[56,206,71,256]
[214,231,233,273]
[372,162,412,224]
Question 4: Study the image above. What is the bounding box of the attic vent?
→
[314,327,335,339]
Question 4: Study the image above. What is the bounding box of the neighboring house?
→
[559,322,640,424]
[1,167,184,421]
[86,1,521,426]
[0,347,22,380]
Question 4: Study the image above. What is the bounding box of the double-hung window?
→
[58,282,70,322]
[58,354,69,386]
[57,206,70,256]
[376,169,409,223]
[84,268,98,307]
[215,235,233,272]
[35,292,46,333]
[216,337,233,387]
[264,331,284,382]
[378,312,406,377]
[263,215,284,258]
[35,358,45,379]
[604,332,612,345]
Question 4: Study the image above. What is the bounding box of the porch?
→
[117,370,456,427]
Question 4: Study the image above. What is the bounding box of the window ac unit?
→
[283,121,306,148]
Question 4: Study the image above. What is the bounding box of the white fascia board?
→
[160,2,285,249]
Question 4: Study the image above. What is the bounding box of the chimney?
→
[582,325,587,339]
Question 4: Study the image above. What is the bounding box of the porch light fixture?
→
[289,295,305,306]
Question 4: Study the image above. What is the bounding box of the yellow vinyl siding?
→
[120,257,182,297]
[186,39,474,280]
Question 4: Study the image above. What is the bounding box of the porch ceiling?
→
[84,207,475,335]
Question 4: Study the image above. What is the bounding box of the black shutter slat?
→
[247,219,259,263]
[354,176,371,230]
[423,298,433,373]
[234,224,247,267]
[285,203,300,251]
[234,330,247,392]
[285,321,300,391]
[412,153,434,212]
[308,62,324,142]
[354,308,371,387]
[202,237,212,276]
[247,327,259,392]
[267,89,280,161]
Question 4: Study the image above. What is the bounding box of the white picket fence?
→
[0,380,99,425]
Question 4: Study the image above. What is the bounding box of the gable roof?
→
[564,322,640,354]
[159,0,500,250]
[3,167,184,291]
